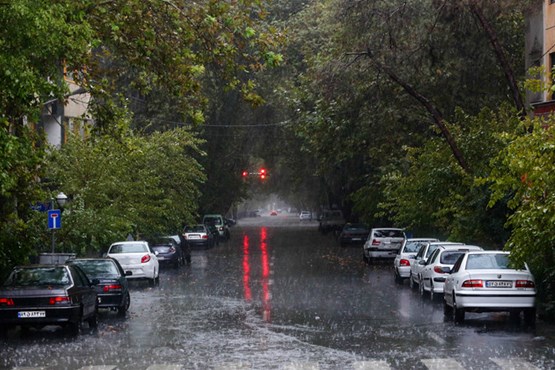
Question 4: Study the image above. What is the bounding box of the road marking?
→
[280,362,320,370]
[490,358,541,370]
[427,332,446,345]
[146,365,183,370]
[352,360,392,370]
[421,358,466,370]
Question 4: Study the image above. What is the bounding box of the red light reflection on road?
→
[260,227,271,322]
[242,234,252,302]
[242,228,272,322]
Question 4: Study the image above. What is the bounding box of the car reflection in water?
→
[242,227,272,322]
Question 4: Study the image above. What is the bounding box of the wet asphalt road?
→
[1,214,555,369]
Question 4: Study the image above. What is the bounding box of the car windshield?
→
[71,260,120,278]
[440,251,465,265]
[3,267,71,287]
[404,241,424,254]
[465,253,511,270]
[109,243,148,254]
[374,230,403,238]
[204,217,221,225]
[426,245,440,259]
[185,225,206,233]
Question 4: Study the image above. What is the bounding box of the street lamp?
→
[50,192,68,253]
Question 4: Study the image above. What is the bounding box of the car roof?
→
[372,227,403,231]
[463,250,509,255]
[428,241,464,246]
[110,240,147,245]
[437,245,482,251]
[406,238,438,242]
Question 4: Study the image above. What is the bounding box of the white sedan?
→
[443,251,536,325]
[393,238,438,283]
[420,245,483,300]
[107,241,159,284]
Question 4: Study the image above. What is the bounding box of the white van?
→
[202,214,230,240]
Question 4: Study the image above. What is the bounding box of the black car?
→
[149,237,185,268]
[338,223,370,247]
[0,264,98,336]
[205,224,220,246]
[68,258,130,316]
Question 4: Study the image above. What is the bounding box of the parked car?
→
[149,237,185,268]
[202,214,230,240]
[409,241,465,289]
[106,241,159,284]
[419,245,483,300]
[299,211,312,221]
[167,234,192,264]
[184,224,216,249]
[363,228,405,263]
[338,223,370,247]
[0,264,98,336]
[204,224,220,246]
[443,251,536,325]
[318,209,345,234]
[68,258,130,316]
[393,238,438,283]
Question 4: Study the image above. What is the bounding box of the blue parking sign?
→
[48,210,62,229]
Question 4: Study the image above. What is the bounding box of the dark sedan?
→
[338,223,370,247]
[149,237,185,268]
[68,258,130,316]
[0,264,98,336]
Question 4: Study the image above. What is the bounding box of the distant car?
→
[444,251,536,325]
[202,214,230,240]
[0,264,98,336]
[106,241,159,284]
[149,237,185,268]
[409,241,465,289]
[299,211,312,221]
[419,245,483,300]
[68,258,130,316]
[318,209,345,234]
[270,210,278,216]
[184,224,216,249]
[338,223,370,247]
[205,224,220,246]
[363,228,405,263]
[393,238,438,283]
[166,234,192,264]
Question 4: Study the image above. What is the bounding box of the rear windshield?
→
[404,241,425,254]
[185,225,206,233]
[109,243,148,254]
[344,224,368,232]
[465,254,511,270]
[440,251,465,265]
[374,229,404,238]
[203,217,221,225]
[4,267,71,287]
[71,260,120,278]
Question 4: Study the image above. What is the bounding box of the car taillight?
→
[49,296,71,305]
[0,297,14,306]
[202,234,208,239]
[400,259,410,267]
[434,266,449,274]
[103,284,123,292]
[515,280,535,288]
[371,239,380,246]
[141,255,151,263]
[462,279,483,288]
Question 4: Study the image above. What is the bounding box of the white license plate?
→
[188,235,200,240]
[486,281,512,288]
[18,311,46,318]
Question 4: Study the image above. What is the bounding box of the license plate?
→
[486,280,512,288]
[18,311,46,318]
[188,235,200,240]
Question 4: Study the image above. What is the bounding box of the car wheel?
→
[429,283,435,300]
[87,310,98,329]
[394,269,403,284]
[419,279,425,297]
[443,298,453,317]
[67,312,82,336]
[409,274,416,289]
[363,254,369,264]
[453,295,465,324]
[186,254,191,265]
[523,308,536,326]
[117,292,130,316]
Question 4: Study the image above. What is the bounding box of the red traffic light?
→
[259,168,267,180]
[242,170,248,177]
